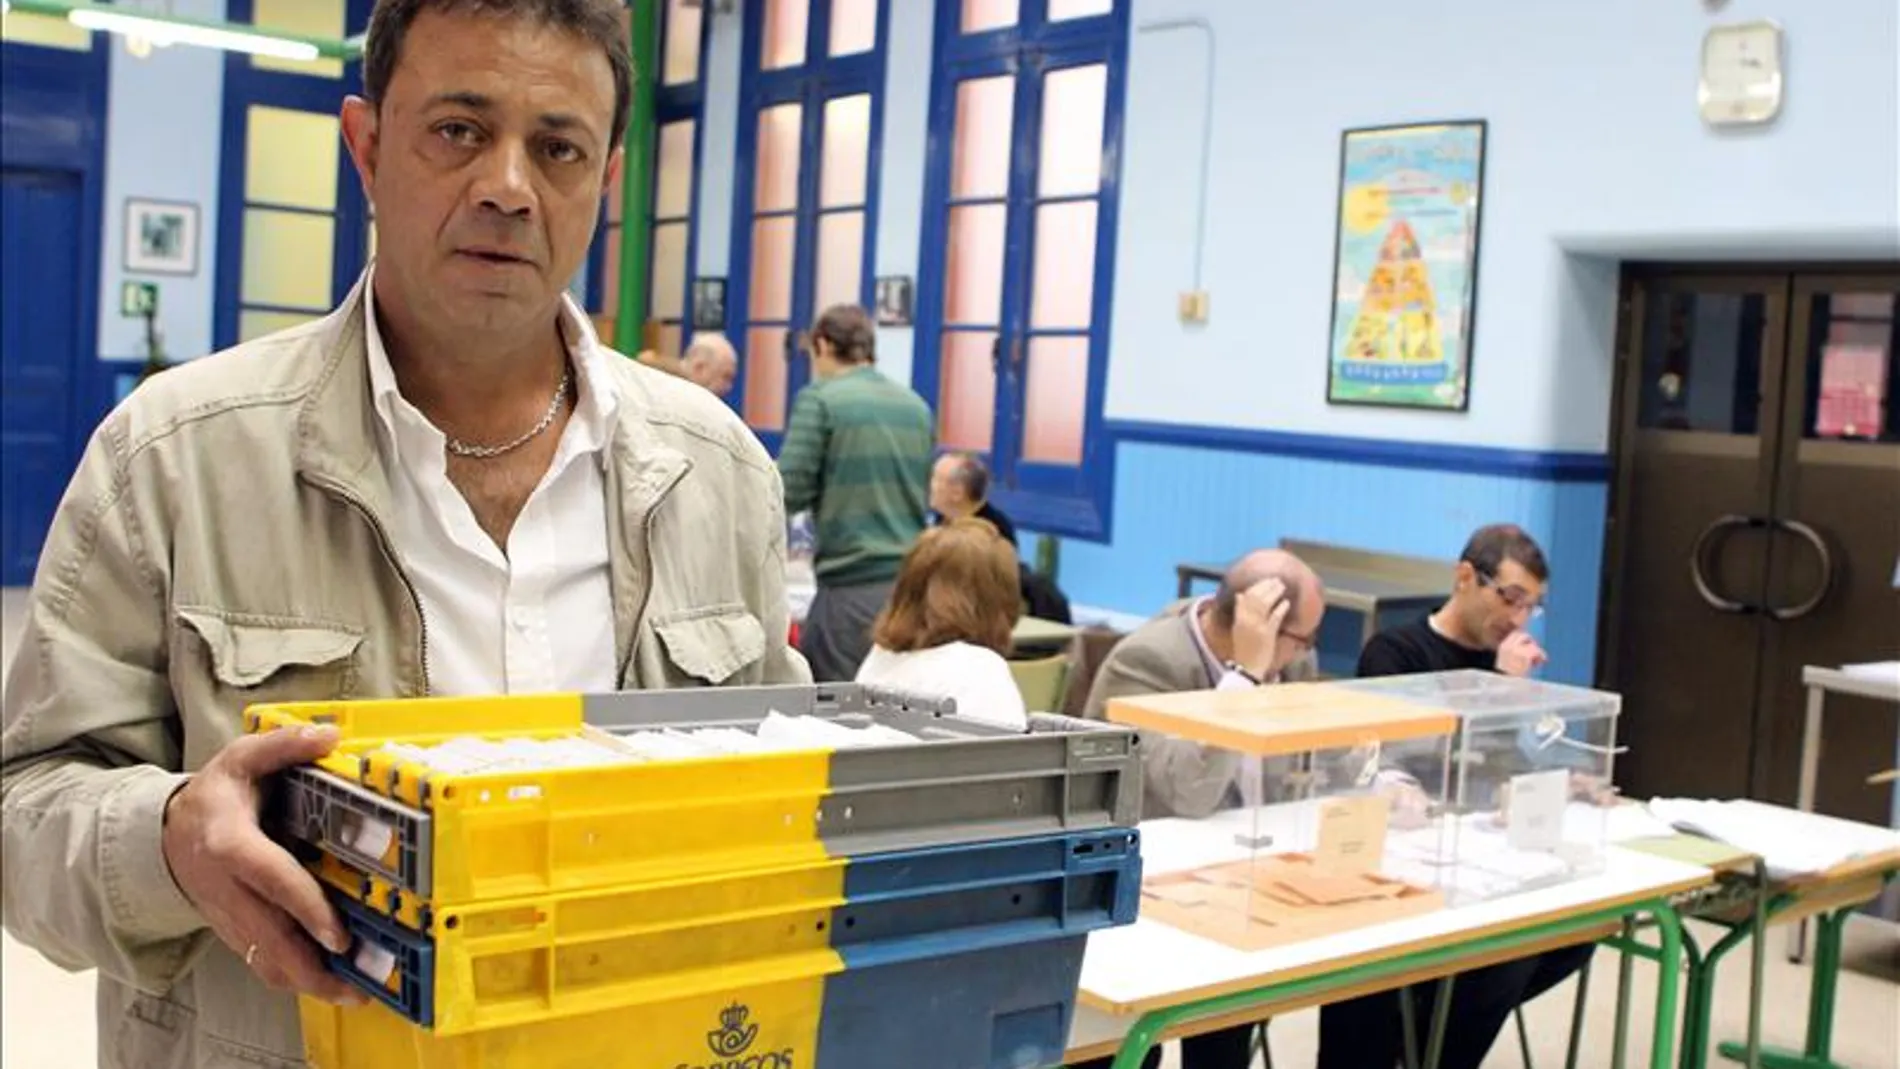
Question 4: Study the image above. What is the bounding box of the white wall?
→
[96,0,226,362]
[1100,0,1900,451]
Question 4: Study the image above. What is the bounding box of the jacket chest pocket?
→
[650,604,766,686]
[175,608,365,738]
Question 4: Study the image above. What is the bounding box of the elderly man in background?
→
[1072,548,1325,1069]
[679,331,738,398]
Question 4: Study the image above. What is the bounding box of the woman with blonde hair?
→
[855,518,1027,729]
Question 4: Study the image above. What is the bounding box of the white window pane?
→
[962,0,1017,34]
[820,95,872,209]
[755,105,803,212]
[762,0,808,70]
[939,332,997,452]
[239,310,320,342]
[1022,335,1088,465]
[814,211,864,314]
[1,11,93,50]
[830,0,877,56]
[655,119,696,219]
[1030,201,1098,330]
[651,222,689,324]
[250,0,344,78]
[952,77,1014,200]
[1038,64,1108,197]
[242,209,334,310]
[662,0,703,86]
[744,326,789,431]
[245,106,340,211]
[1049,0,1113,21]
[945,204,1006,326]
[749,217,796,320]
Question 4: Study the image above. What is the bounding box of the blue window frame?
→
[587,0,711,364]
[213,0,374,351]
[728,0,889,451]
[912,0,1129,540]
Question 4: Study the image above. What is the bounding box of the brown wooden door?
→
[1604,265,1900,822]
[1754,274,1900,823]
[1602,272,1792,803]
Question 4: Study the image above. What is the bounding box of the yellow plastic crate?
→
[253,686,1142,913]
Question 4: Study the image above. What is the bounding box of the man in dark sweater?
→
[1318,524,1589,1069]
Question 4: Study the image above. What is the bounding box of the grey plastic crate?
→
[266,683,1142,907]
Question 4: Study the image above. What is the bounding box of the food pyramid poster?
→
[1327,122,1485,411]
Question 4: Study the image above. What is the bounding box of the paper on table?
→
[1506,770,1568,852]
[1315,796,1389,876]
[1647,797,1900,879]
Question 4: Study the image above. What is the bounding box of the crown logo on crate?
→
[707,1003,759,1058]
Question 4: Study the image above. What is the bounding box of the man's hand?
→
[1230,577,1291,681]
[1496,630,1548,677]
[161,726,364,1004]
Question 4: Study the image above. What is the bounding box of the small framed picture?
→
[875,275,913,327]
[124,198,200,276]
[692,277,726,330]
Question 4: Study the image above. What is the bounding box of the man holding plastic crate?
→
[1071,548,1325,1069]
[1317,524,1592,1069]
[1,3,806,1067]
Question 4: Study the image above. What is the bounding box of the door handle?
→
[1767,518,1833,622]
[1689,514,1765,615]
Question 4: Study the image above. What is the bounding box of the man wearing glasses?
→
[1358,523,1550,678]
[1315,523,1584,1069]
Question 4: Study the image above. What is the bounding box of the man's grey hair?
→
[682,332,736,366]
[940,451,990,503]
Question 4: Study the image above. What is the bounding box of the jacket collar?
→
[293,272,695,683]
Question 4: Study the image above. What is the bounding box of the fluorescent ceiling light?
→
[67,7,320,60]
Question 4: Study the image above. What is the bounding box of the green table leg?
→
[1677,931,1712,1069]
[1613,919,1637,1069]
[1563,957,1594,1069]
[1651,903,1686,1069]
[1423,976,1456,1069]
[1715,906,1851,1069]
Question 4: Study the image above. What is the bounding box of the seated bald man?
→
[680,332,738,398]
[1073,549,1325,1069]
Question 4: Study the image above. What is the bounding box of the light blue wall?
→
[1106,0,1900,452]
[869,0,932,388]
[694,0,740,281]
[96,1,226,363]
[1046,444,1607,684]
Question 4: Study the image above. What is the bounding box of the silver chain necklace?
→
[444,365,572,460]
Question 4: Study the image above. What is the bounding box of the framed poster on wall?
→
[1325,121,1486,412]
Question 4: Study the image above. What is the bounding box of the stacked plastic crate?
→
[254,683,1144,1069]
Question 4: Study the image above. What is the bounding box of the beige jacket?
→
[1082,601,1318,820]
[0,279,810,1068]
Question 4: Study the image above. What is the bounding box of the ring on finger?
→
[244,943,260,968]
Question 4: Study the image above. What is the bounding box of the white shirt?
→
[364,273,619,696]
[856,643,1028,730]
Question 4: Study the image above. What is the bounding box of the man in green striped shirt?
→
[778,305,935,681]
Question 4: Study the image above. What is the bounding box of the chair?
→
[1008,653,1071,713]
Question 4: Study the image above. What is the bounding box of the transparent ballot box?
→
[1106,684,1458,951]
[1344,670,1623,904]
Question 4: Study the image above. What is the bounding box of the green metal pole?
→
[614,0,658,357]
[1650,904,1686,1069]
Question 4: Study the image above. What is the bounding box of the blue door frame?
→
[911,0,1128,541]
[728,0,890,455]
